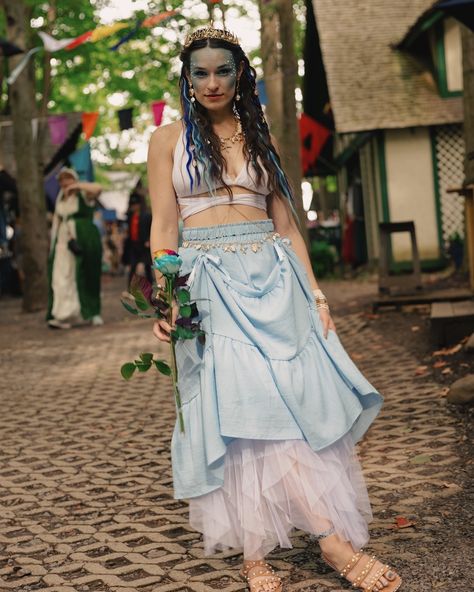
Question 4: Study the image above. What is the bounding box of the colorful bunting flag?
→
[6,47,41,85]
[70,142,94,181]
[299,113,331,176]
[118,108,133,130]
[82,112,99,140]
[152,101,166,126]
[38,31,74,52]
[48,115,69,145]
[66,31,93,51]
[90,23,128,43]
[110,20,144,51]
[142,10,178,28]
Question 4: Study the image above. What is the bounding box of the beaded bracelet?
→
[312,288,329,310]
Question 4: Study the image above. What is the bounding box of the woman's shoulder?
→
[149,120,183,152]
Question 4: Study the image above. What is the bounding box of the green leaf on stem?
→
[135,361,152,372]
[140,352,154,364]
[134,292,151,311]
[177,289,190,304]
[121,300,139,315]
[154,359,172,375]
[179,304,192,318]
[121,363,136,380]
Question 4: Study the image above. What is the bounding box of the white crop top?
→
[172,128,270,220]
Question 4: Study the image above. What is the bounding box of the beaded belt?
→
[181,231,282,253]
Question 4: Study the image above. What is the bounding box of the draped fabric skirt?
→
[172,219,383,559]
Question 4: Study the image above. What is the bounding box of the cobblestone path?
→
[0,281,471,591]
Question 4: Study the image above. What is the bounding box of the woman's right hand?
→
[152,300,179,343]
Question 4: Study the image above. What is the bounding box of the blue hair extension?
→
[180,77,217,197]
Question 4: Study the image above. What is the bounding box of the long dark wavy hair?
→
[179,36,295,213]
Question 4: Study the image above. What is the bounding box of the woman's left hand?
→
[65,182,81,196]
[318,308,337,339]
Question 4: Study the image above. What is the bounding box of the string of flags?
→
[3,10,180,84]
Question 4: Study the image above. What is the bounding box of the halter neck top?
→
[172,128,270,220]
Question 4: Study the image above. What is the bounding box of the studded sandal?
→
[240,559,282,592]
[322,549,402,591]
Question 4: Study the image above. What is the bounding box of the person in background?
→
[125,192,152,287]
[47,167,103,329]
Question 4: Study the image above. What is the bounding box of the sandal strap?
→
[352,555,376,587]
[340,550,364,577]
[364,564,391,591]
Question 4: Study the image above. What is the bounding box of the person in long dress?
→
[47,167,103,329]
[147,25,402,592]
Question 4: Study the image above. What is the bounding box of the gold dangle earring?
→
[235,82,241,102]
[189,81,196,103]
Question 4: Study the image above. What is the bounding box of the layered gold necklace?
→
[218,117,243,151]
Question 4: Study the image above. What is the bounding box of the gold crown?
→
[184,25,240,49]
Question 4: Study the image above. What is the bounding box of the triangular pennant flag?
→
[48,114,69,145]
[142,10,178,28]
[90,23,128,43]
[82,112,99,140]
[110,20,144,51]
[6,47,41,85]
[43,123,82,176]
[70,142,94,181]
[152,101,166,126]
[299,113,331,176]
[66,31,93,50]
[38,31,74,52]
[118,107,133,130]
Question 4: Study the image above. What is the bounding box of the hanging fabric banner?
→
[6,47,41,85]
[110,20,144,51]
[142,10,178,27]
[82,112,99,140]
[43,123,83,176]
[299,113,331,176]
[0,38,24,57]
[38,32,74,52]
[151,101,166,126]
[90,23,129,43]
[48,115,69,145]
[70,142,94,181]
[66,31,93,51]
[118,108,133,130]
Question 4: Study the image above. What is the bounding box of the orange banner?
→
[82,112,99,140]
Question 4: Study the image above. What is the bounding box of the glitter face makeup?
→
[189,47,238,110]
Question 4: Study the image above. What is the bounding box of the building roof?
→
[311,0,463,133]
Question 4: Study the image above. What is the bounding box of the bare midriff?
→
[180,186,269,228]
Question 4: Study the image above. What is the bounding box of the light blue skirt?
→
[172,219,383,501]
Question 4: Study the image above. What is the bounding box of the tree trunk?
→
[1,0,48,311]
[258,1,307,241]
[276,0,305,234]
[258,0,283,137]
[462,25,474,185]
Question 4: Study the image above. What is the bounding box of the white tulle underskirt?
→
[189,436,372,559]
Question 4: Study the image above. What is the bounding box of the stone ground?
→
[0,273,473,592]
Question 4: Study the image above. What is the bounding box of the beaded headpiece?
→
[183,24,240,49]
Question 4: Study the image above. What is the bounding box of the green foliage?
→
[310,240,337,278]
[1,1,205,130]
[120,362,136,380]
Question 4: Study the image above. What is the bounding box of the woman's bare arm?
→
[147,123,180,285]
[147,123,180,342]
